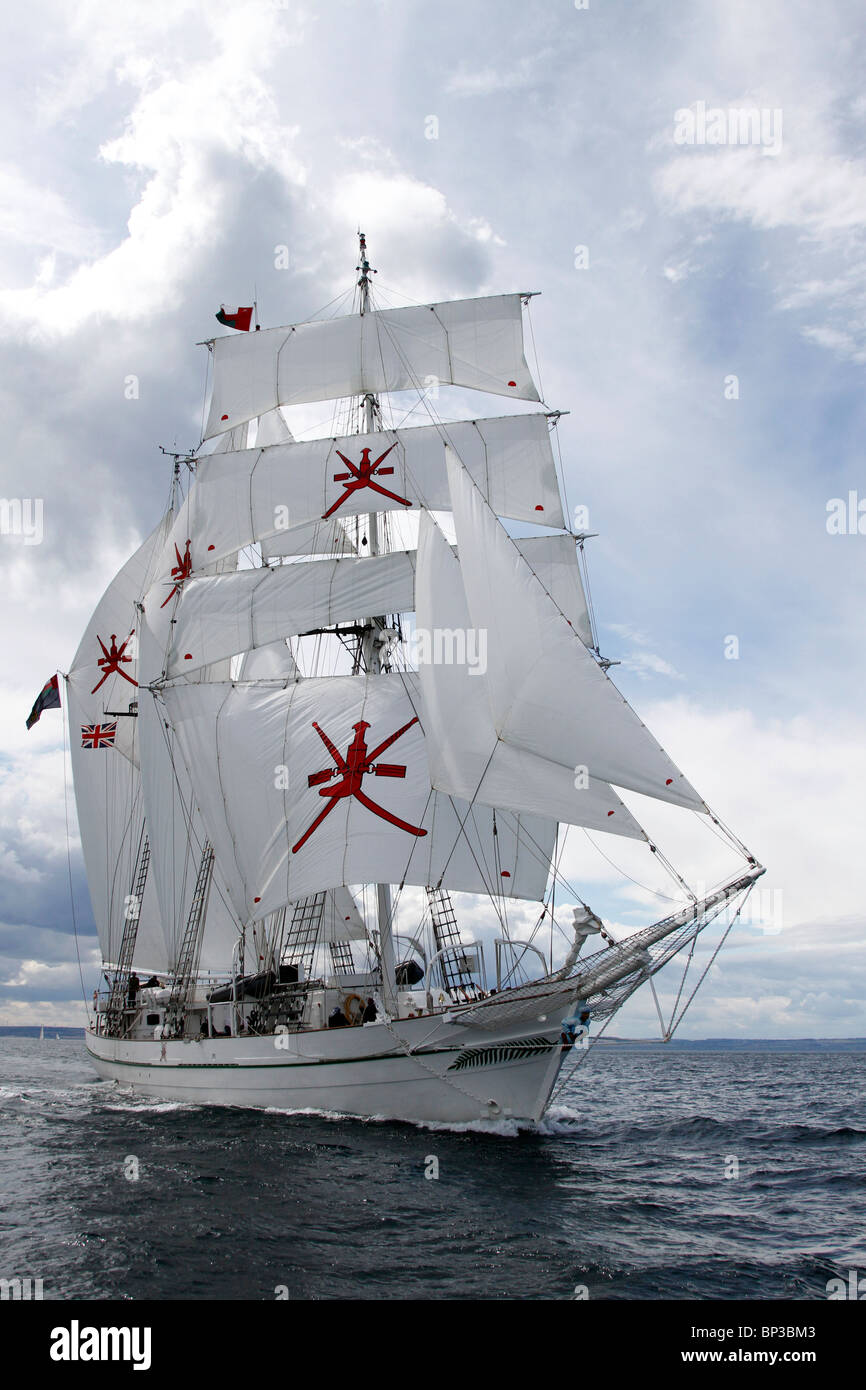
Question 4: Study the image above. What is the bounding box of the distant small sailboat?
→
[39,1025,44,1041]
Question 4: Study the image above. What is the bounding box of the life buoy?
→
[342,994,364,1025]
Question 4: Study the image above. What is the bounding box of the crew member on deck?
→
[361,997,377,1023]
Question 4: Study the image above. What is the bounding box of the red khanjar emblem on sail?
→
[321,442,411,518]
[90,632,138,694]
[292,716,428,853]
[160,539,193,607]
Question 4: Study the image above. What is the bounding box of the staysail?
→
[416,511,641,834]
[446,448,706,811]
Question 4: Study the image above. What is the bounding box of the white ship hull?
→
[86,986,582,1126]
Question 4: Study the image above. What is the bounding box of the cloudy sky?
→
[1,0,863,1036]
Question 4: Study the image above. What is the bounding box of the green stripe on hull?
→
[87,1043,464,1071]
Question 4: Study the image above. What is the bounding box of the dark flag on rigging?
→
[215,305,253,331]
[26,674,61,730]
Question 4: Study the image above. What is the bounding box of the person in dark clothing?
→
[127,973,140,1008]
[142,975,161,989]
[328,1007,348,1028]
[361,997,377,1023]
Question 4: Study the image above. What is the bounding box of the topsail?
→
[204,293,540,438]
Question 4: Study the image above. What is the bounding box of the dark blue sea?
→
[1,1038,863,1301]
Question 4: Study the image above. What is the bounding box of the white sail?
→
[132,862,172,972]
[160,414,559,577]
[67,515,172,765]
[138,623,241,972]
[156,536,589,682]
[156,551,417,678]
[158,460,356,581]
[238,641,297,681]
[66,517,173,963]
[321,886,367,944]
[210,422,248,453]
[252,408,294,447]
[161,673,555,920]
[204,293,540,438]
[416,513,642,836]
[512,534,593,648]
[258,518,357,561]
[66,681,149,966]
[446,448,705,810]
[198,415,563,566]
[207,408,294,455]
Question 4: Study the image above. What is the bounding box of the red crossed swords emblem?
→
[91,632,138,694]
[292,715,428,853]
[160,539,193,607]
[321,442,412,518]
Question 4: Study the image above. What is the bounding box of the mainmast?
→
[357,231,398,1017]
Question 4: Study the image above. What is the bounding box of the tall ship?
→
[54,236,762,1125]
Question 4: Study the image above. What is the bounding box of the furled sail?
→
[446,448,706,811]
[416,512,642,835]
[161,673,555,920]
[204,293,540,438]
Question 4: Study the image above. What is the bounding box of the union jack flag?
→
[81,722,117,749]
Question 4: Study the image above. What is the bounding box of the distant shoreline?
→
[1,1026,865,1051]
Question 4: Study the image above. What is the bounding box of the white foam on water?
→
[262,1104,529,1136]
[537,1102,583,1135]
[413,1114,531,1137]
[101,1100,202,1114]
[263,1105,358,1122]
[0,1083,93,1105]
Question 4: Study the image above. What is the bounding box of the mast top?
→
[357,231,377,313]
